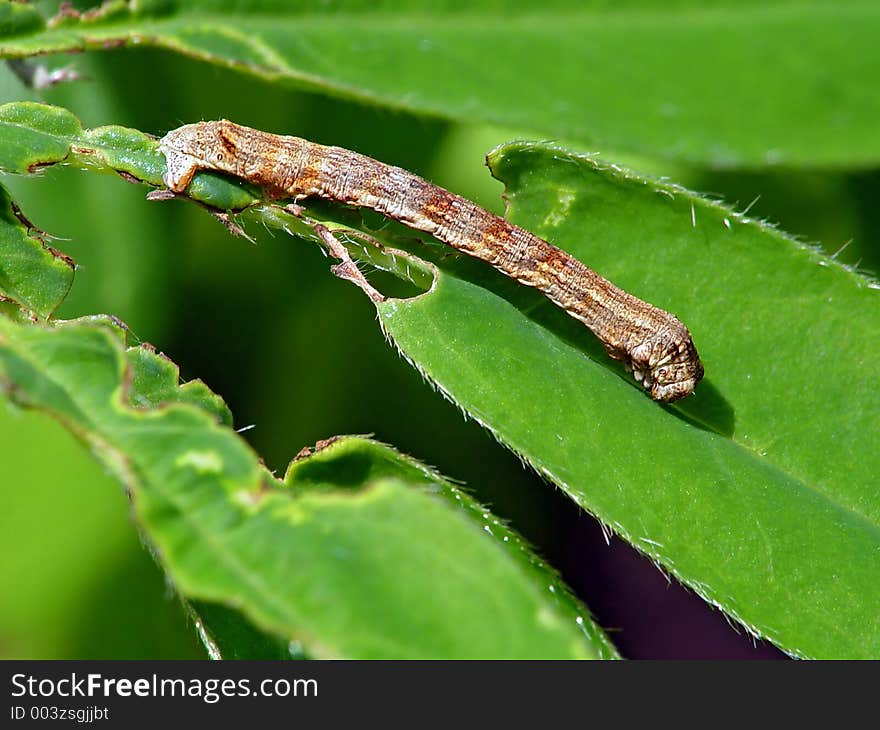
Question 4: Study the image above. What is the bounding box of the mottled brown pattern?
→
[159,120,703,401]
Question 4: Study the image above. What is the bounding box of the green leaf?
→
[0,1,43,38]
[0,183,73,319]
[0,1,878,167]
[126,344,233,427]
[0,316,614,659]
[0,101,256,209]
[375,141,880,659]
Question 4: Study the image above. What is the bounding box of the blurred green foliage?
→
[0,3,876,659]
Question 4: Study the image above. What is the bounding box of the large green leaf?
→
[1,0,878,167]
[0,315,613,659]
[375,142,880,659]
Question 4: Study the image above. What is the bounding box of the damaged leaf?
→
[0,316,614,659]
[0,184,73,319]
